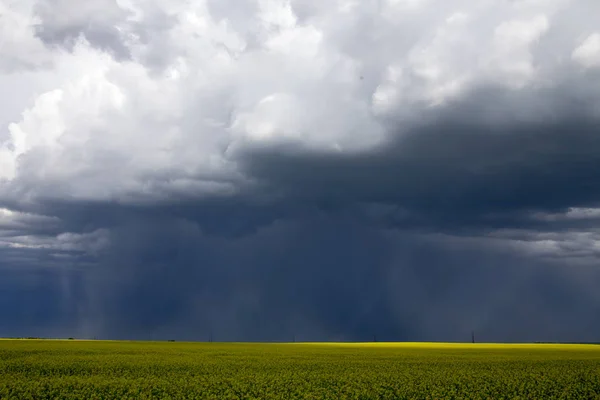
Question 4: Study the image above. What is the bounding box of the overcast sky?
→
[1,0,600,342]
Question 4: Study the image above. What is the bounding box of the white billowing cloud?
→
[33,0,129,35]
[487,14,549,87]
[1,0,600,206]
[572,33,600,68]
[0,0,53,72]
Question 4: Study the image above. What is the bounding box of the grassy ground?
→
[1,340,599,399]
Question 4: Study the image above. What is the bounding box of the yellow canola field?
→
[1,340,599,399]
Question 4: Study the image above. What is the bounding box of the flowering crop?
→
[1,340,599,399]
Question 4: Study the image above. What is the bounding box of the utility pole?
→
[471,331,475,344]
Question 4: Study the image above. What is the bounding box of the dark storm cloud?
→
[3,83,600,341]
[65,212,600,343]
[239,84,600,224]
[0,266,84,338]
[3,94,600,341]
[3,0,600,342]
[80,213,400,341]
[17,83,599,239]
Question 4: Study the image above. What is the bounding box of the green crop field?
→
[1,340,599,399]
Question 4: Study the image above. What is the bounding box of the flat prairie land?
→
[1,340,599,399]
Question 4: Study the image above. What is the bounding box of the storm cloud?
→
[1,0,600,342]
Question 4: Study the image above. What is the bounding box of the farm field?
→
[1,340,600,399]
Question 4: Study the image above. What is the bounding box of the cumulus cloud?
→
[572,33,600,68]
[3,0,599,201]
[1,0,600,341]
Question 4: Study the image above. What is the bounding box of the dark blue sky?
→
[1,0,600,342]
